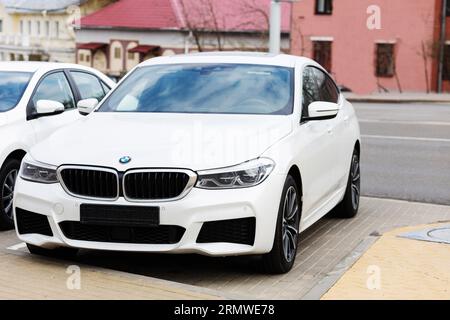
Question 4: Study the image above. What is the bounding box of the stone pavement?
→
[0,250,228,300]
[2,197,450,300]
[73,197,450,300]
[322,223,450,300]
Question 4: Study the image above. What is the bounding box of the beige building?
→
[0,0,114,62]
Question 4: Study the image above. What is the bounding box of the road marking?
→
[359,119,450,126]
[7,242,26,251]
[362,134,450,143]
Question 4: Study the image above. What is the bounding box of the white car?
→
[0,62,115,230]
[14,53,360,274]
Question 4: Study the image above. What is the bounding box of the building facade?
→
[291,0,450,94]
[0,0,114,63]
[75,0,291,78]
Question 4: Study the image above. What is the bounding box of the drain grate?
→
[398,225,450,245]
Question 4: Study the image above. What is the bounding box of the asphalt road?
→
[355,102,450,206]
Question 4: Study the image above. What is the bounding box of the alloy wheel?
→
[282,186,300,263]
[1,169,18,220]
[350,154,361,210]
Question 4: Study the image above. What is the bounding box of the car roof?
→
[140,52,315,68]
[0,61,94,73]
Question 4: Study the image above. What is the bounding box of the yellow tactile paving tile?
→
[0,252,224,300]
[322,223,450,300]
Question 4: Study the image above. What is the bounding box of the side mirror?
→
[36,100,65,115]
[304,101,339,121]
[77,98,98,116]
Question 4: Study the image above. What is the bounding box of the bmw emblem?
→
[119,156,131,164]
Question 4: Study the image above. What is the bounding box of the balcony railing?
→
[0,34,43,48]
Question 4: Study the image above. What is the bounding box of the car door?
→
[296,66,340,219]
[312,67,349,189]
[28,70,81,142]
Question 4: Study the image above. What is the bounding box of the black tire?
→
[0,159,21,230]
[27,243,79,259]
[263,175,301,274]
[332,149,361,219]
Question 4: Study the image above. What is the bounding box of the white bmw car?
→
[14,53,360,274]
[0,62,115,230]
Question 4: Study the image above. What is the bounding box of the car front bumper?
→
[13,172,286,256]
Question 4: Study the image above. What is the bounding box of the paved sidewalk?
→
[1,197,450,300]
[72,197,450,300]
[345,92,450,103]
[322,223,450,300]
[0,250,228,300]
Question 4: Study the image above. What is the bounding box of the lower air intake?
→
[197,217,256,245]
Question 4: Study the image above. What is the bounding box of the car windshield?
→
[0,71,32,112]
[98,64,294,115]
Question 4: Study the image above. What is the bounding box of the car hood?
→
[30,112,293,171]
[0,113,7,127]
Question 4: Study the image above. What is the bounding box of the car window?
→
[302,67,320,118]
[70,71,107,101]
[32,72,75,110]
[0,71,32,112]
[98,64,294,115]
[312,67,339,103]
[101,81,111,95]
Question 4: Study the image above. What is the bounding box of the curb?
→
[346,97,450,104]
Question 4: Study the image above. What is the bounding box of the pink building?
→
[291,0,450,94]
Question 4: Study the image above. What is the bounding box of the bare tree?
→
[178,0,225,52]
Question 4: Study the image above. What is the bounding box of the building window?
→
[45,21,50,37]
[37,21,41,36]
[128,52,135,60]
[114,47,122,59]
[28,20,31,35]
[20,20,24,34]
[79,53,84,62]
[0,20,3,33]
[55,21,59,38]
[444,45,450,81]
[313,41,332,72]
[447,0,450,17]
[376,43,395,77]
[86,55,90,63]
[316,0,333,15]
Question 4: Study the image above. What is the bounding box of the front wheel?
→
[332,149,361,219]
[0,159,20,230]
[263,175,301,274]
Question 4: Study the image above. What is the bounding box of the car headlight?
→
[20,160,58,184]
[196,158,275,189]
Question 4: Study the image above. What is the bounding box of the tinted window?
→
[0,72,32,112]
[302,67,320,118]
[101,81,111,95]
[316,0,333,14]
[313,68,339,103]
[99,64,294,115]
[32,72,75,110]
[71,71,107,101]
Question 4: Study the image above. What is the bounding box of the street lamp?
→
[269,0,297,54]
